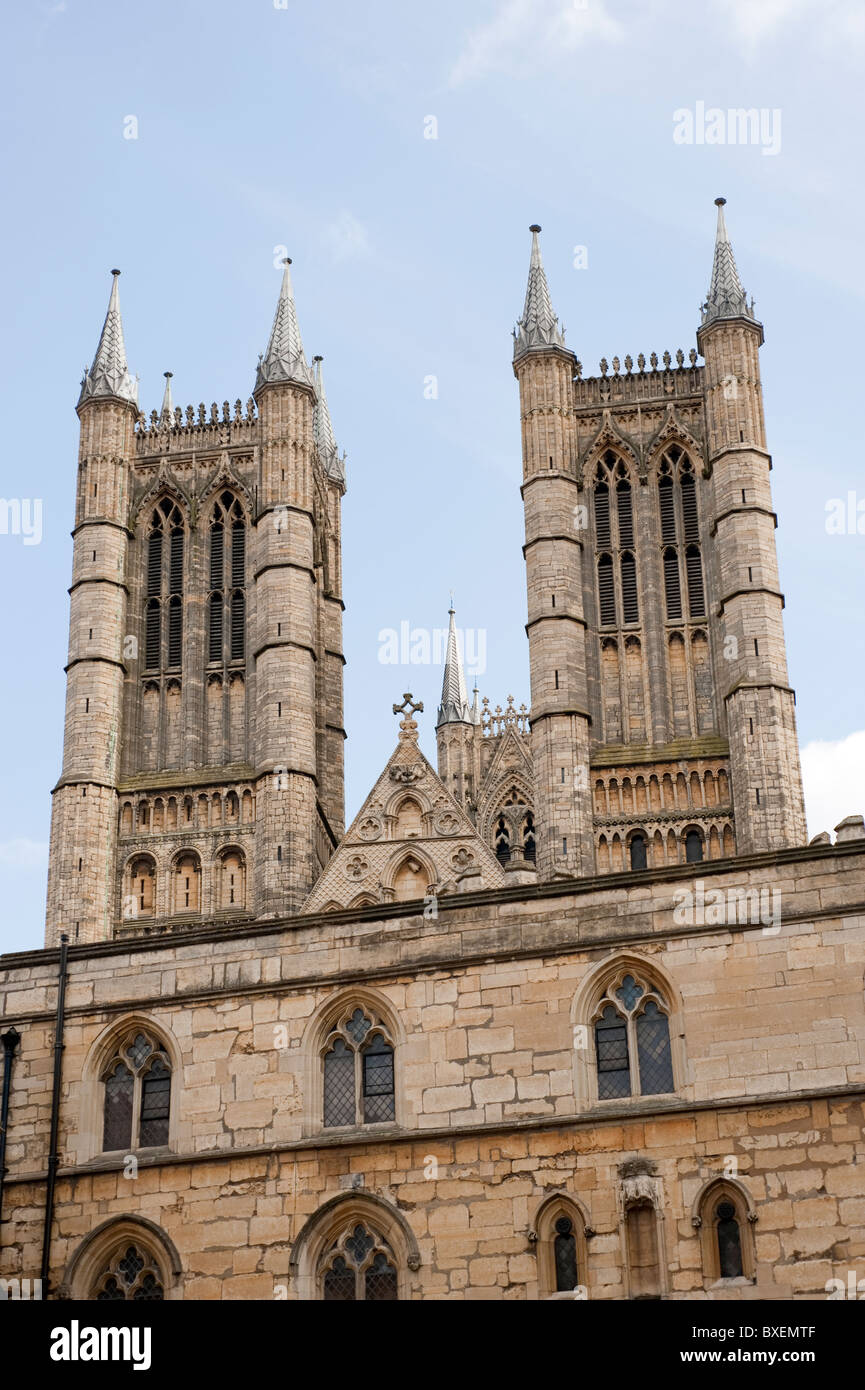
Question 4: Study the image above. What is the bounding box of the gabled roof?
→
[303,702,505,913]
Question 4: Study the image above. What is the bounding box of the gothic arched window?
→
[319,1223,398,1301]
[143,498,185,672]
[102,1031,171,1152]
[715,1200,744,1278]
[534,1196,589,1298]
[208,493,246,666]
[95,1244,165,1301]
[323,1008,395,1129]
[593,972,674,1100]
[696,1181,754,1284]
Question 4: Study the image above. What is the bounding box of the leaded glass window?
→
[716,1200,744,1278]
[101,1031,171,1152]
[593,972,675,1100]
[553,1216,579,1292]
[322,1009,395,1129]
[95,1244,164,1301]
[319,1223,398,1301]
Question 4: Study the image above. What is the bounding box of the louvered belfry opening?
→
[208,492,246,668]
[594,453,641,634]
[143,498,184,672]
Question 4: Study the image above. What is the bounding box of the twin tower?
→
[45,203,806,945]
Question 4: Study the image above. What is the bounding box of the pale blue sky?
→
[2,0,863,953]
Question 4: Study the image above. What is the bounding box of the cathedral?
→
[0,201,863,1302]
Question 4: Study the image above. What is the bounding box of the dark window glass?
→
[362,1035,395,1123]
[617,481,634,547]
[554,1216,579,1292]
[598,554,616,626]
[231,521,246,587]
[139,1057,171,1146]
[621,551,639,624]
[686,545,705,617]
[681,473,699,542]
[169,527,183,594]
[594,484,611,547]
[145,601,160,669]
[659,476,677,543]
[685,829,703,863]
[230,591,245,661]
[596,1005,630,1099]
[324,1038,356,1127]
[147,532,162,597]
[629,834,648,871]
[495,816,510,864]
[663,548,682,620]
[716,1201,744,1278]
[523,812,536,863]
[167,598,182,668]
[636,1000,674,1094]
[118,1247,144,1286]
[209,592,223,663]
[133,1272,165,1300]
[365,1252,398,1301]
[210,524,224,590]
[97,1277,125,1301]
[103,1063,134,1150]
[323,1255,356,1301]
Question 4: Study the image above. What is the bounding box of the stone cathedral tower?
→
[45,260,346,946]
[513,201,807,881]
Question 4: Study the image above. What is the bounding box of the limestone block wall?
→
[3,843,865,1299]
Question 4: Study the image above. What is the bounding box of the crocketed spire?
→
[437,605,472,726]
[78,270,138,408]
[513,224,566,360]
[701,198,756,327]
[255,257,314,393]
[312,355,345,485]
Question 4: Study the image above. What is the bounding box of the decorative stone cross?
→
[393,693,423,741]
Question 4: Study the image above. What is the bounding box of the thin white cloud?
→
[715,0,865,56]
[801,729,865,841]
[323,211,371,264]
[449,0,623,87]
[0,838,49,869]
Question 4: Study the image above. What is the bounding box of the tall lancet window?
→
[143,498,185,672]
[208,492,247,666]
[658,448,705,621]
[594,452,639,631]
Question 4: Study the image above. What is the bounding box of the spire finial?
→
[255,255,313,394]
[701,197,755,328]
[437,603,472,727]
[77,269,138,409]
[161,371,174,422]
[513,223,566,361]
